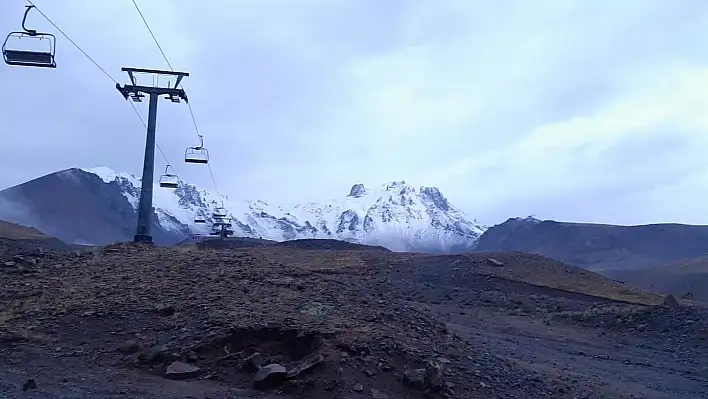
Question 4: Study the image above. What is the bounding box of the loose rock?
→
[663,294,679,308]
[403,369,426,388]
[286,353,325,378]
[487,258,504,267]
[164,361,201,380]
[243,352,264,372]
[425,357,446,391]
[22,378,37,391]
[253,363,287,389]
[681,292,694,300]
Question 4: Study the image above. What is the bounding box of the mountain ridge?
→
[476,216,708,271]
[0,167,486,251]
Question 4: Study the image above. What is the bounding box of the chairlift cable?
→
[25,0,114,83]
[130,0,225,203]
[24,0,181,182]
[128,0,174,71]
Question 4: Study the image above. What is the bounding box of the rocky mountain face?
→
[0,168,188,246]
[0,167,486,250]
[475,216,708,271]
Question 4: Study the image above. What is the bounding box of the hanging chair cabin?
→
[159,164,179,189]
[3,6,57,68]
[213,206,227,218]
[185,135,209,164]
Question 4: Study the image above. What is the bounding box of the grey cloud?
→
[2,0,708,226]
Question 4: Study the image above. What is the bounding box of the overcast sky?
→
[2,0,708,226]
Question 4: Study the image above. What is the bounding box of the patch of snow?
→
[80,166,487,251]
[81,167,139,185]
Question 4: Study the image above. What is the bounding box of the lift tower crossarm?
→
[121,67,189,88]
[115,67,190,244]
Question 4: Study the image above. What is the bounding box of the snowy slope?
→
[80,167,486,252]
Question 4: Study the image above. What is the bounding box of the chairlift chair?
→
[3,6,57,68]
[213,206,227,218]
[158,164,179,189]
[185,135,209,164]
[194,215,206,224]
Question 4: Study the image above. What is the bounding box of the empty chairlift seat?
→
[3,6,57,68]
[184,135,209,164]
[213,206,227,218]
[159,165,179,189]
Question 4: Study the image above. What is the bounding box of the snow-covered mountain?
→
[0,166,486,251]
[87,167,485,251]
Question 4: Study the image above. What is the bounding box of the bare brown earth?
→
[1,243,707,398]
[0,220,68,256]
[0,220,49,240]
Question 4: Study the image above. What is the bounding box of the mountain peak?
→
[420,186,450,211]
[348,184,367,198]
[383,180,407,190]
[80,166,140,186]
[9,167,487,252]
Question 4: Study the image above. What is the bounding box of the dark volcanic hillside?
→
[605,256,708,302]
[0,168,186,246]
[475,217,708,271]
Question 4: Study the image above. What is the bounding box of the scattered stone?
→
[164,361,201,380]
[3,261,16,267]
[243,352,264,372]
[116,340,140,354]
[378,360,394,372]
[137,345,168,364]
[370,388,390,398]
[22,378,37,391]
[286,353,325,378]
[487,258,504,267]
[663,294,679,308]
[353,383,364,392]
[364,369,376,377]
[154,303,176,316]
[324,380,340,391]
[253,363,287,389]
[681,292,694,300]
[425,357,446,391]
[403,369,426,388]
[80,310,96,317]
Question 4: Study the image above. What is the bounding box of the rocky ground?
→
[1,243,707,398]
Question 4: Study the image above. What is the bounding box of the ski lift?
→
[185,135,209,164]
[214,218,232,228]
[3,6,57,68]
[158,164,179,189]
[213,206,227,218]
[194,215,206,224]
